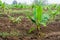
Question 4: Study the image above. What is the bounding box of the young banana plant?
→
[2,3,5,13]
[28,4,50,33]
[28,4,59,33]
[0,1,6,14]
[0,0,2,6]
[48,6,59,22]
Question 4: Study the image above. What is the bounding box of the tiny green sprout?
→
[29,27,35,33]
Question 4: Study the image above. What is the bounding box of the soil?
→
[0,14,60,40]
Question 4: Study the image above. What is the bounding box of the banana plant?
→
[0,1,6,14]
[28,4,59,33]
[47,6,59,22]
[2,3,5,13]
[0,0,2,6]
[28,4,50,33]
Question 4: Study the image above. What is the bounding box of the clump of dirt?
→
[42,32,60,40]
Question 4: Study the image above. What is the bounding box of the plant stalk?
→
[37,25,41,37]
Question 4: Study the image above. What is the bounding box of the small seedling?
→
[28,5,49,33]
[28,4,59,34]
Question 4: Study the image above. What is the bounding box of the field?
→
[0,1,60,40]
[0,8,60,40]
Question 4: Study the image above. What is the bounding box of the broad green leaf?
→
[41,13,50,26]
[28,16,36,24]
[34,5,43,24]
